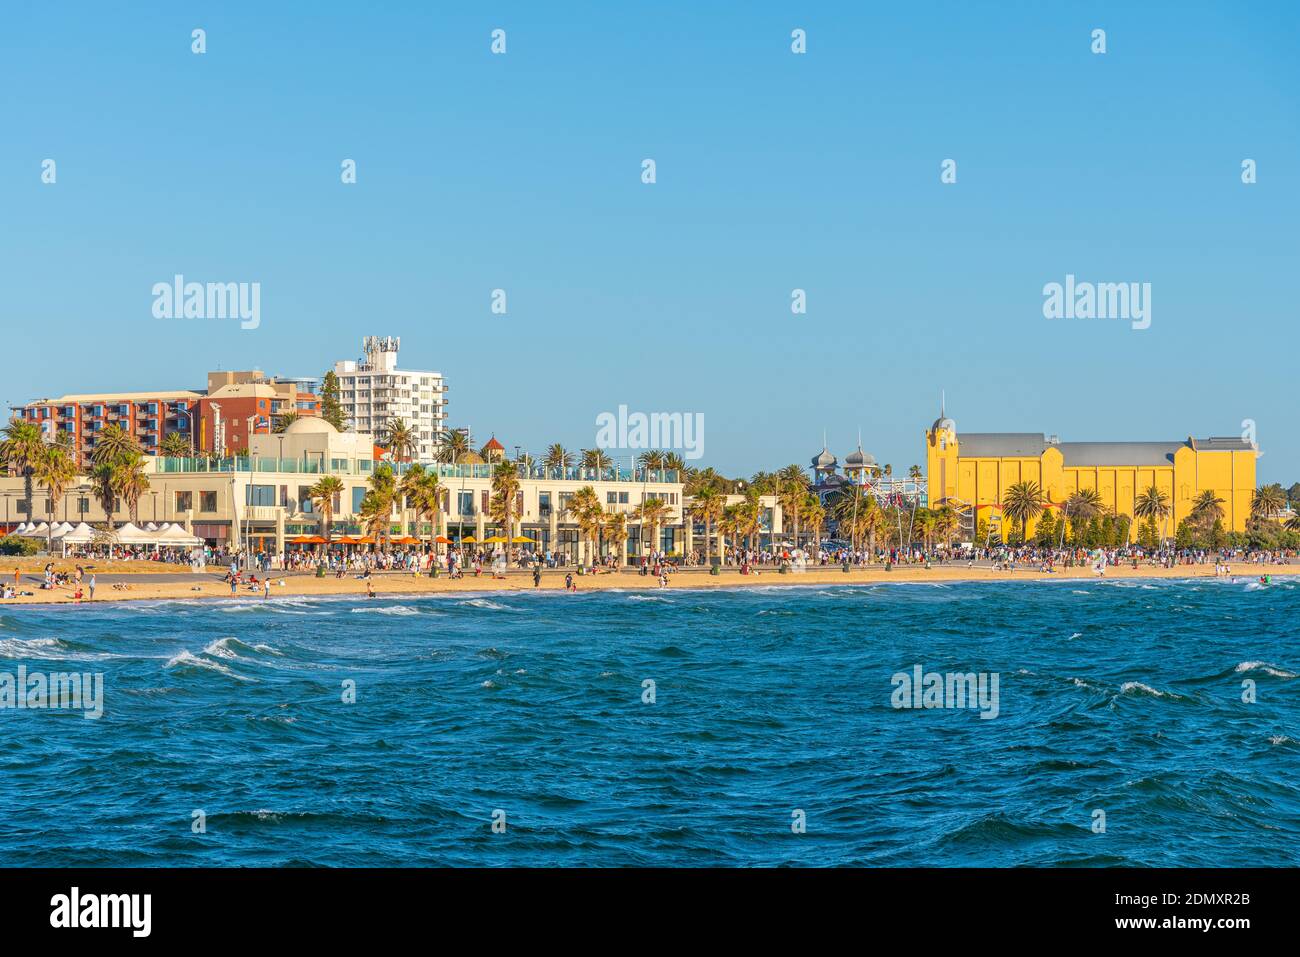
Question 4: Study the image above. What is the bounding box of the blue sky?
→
[3,2,1297,481]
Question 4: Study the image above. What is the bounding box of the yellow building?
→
[925,403,1257,541]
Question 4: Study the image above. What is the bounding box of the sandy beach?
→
[1,558,1294,606]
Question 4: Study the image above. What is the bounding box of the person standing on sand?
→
[88,574,96,600]
[366,580,376,598]
[565,572,575,592]
[533,567,541,588]
[263,579,271,600]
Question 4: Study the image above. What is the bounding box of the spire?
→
[940,389,946,418]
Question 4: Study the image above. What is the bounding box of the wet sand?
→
[1,559,1294,606]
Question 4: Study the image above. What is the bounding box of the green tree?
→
[160,432,192,457]
[320,371,346,431]
[33,443,78,552]
[382,418,418,463]
[309,475,345,542]
[1002,481,1045,546]
[272,412,299,434]
[688,487,725,565]
[0,418,47,520]
[488,461,521,541]
[1134,485,1171,545]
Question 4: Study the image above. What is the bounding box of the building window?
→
[351,487,367,513]
[245,485,275,507]
[200,491,217,513]
[538,492,551,516]
[458,491,474,516]
[176,491,193,512]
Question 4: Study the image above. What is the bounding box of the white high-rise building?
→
[332,336,448,460]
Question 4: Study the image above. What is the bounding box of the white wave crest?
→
[350,605,419,616]
[1235,661,1297,678]
[165,649,254,681]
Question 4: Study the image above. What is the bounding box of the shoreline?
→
[2,561,1295,608]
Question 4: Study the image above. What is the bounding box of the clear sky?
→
[3,2,1297,481]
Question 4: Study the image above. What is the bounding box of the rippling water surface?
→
[1,578,1297,866]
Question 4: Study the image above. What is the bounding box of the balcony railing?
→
[152,456,681,484]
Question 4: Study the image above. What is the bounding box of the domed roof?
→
[283,416,338,435]
[845,444,877,469]
[812,446,837,470]
[931,393,955,434]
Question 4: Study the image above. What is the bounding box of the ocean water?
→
[0,578,1297,867]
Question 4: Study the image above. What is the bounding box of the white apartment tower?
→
[332,336,448,460]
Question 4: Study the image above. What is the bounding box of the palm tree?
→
[733,491,764,552]
[1,418,47,520]
[382,418,418,463]
[933,505,958,549]
[90,463,118,531]
[90,423,140,468]
[663,452,685,474]
[1134,485,1172,545]
[631,496,675,558]
[309,475,345,542]
[1251,483,1287,522]
[688,487,725,565]
[831,481,875,553]
[580,448,612,475]
[160,432,191,457]
[802,492,826,556]
[1062,488,1105,547]
[488,461,521,543]
[1002,481,1045,546]
[776,465,807,546]
[404,467,443,549]
[564,485,604,565]
[115,454,151,525]
[906,464,924,547]
[638,450,668,471]
[32,444,77,552]
[1191,490,1226,529]
[543,444,573,472]
[273,412,299,434]
[360,464,398,549]
[436,429,471,464]
[604,511,628,566]
[718,503,742,561]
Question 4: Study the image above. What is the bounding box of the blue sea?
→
[1,578,1297,866]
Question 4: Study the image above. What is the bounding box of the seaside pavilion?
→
[924,400,1258,542]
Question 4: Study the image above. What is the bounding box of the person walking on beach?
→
[263,579,271,600]
[532,566,541,588]
[366,580,376,598]
[564,572,575,592]
[88,574,96,601]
